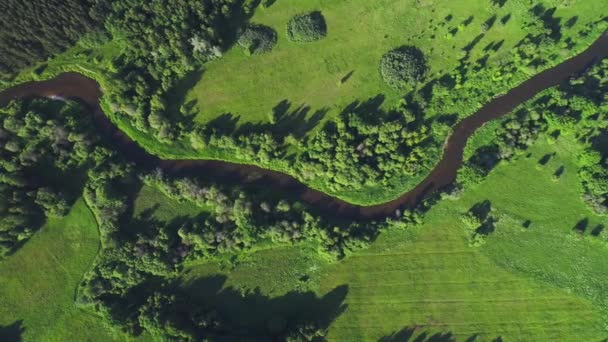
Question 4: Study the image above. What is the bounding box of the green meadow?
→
[188,0,603,126]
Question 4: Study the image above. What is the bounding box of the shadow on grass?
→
[179,274,348,337]
[381,327,505,342]
[0,320,25,342]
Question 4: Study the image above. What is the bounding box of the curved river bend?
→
[1,32,607,219]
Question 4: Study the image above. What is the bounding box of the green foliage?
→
[238,24,278,55]
[34,187,70,217]
[296,108,435,191]
[379,46,427,89]
[286,11,327,42]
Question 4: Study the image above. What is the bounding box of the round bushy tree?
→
[379,46,427,88]
[237,24,278,55]
[286,11,327,42]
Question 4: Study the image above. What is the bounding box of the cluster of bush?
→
[460,200,497,246]
[295,107,435,192]
[379,46,427,89]
[286,11,327,43]
[237,24,278,55]
[187,99,437,194]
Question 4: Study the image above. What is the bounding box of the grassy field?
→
[0,199,134,341]
[189,0,605,126]
[182,134,608,341]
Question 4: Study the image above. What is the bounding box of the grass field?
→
[189,0,606,126]
[182,134,608,341]
[0,199,134,341]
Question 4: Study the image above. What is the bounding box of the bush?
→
[379,46,427,88]
[287,11,327,42]
[237,24,277,55]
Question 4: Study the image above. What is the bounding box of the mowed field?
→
[184,134,608,341]
[188,0,605,126]
[0,199,135,341]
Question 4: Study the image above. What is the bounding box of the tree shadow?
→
[231,99,328,139]
[476,216,498,235]
[522,220,532,229]
[501,14,511,25]
[530,5,562,41]
[483,15,497,30]
[468,144,501,175]
[339,95,386,117]
[166,69,204,120]
[470,200,492,221]
[0,320,25,342]
[381,327,504,342]
[462,16,475,27]
[492,0,507,7]
[436,113,458,126]
[591,224,604,237]
[180,275,348,338]
[379,327,464,342]
[553,165,564,178]
[205,113,241,135]
[573,218,589,234]
[565,16,578,28]
[262,0,277,8]
[538,153,554,165]
[591,130,608,161]
[483,40,504,53]
[340,70,355,84]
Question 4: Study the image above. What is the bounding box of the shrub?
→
[237,24,277,55]
[379,46,427,88]
[287,11,327,42]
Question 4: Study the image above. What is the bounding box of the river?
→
[1,32,607,219]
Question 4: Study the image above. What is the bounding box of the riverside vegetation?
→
[1,0,608,341]
[3,0,607,204]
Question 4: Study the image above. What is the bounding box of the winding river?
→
[1,32,607,219]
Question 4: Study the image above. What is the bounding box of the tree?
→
[379,46,427,88]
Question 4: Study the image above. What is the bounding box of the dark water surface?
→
[1,32,607,219]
